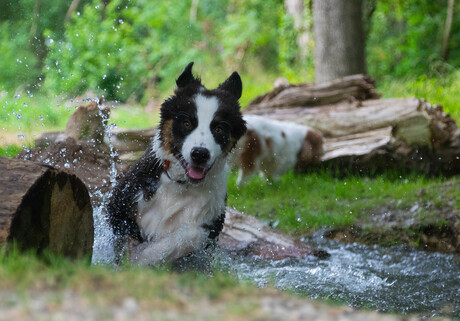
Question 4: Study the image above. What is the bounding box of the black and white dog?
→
[107,62,246,266]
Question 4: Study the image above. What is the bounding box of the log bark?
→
[245,74,380,110]
[0,157,94,259]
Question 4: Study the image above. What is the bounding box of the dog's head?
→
[158,62,247,184]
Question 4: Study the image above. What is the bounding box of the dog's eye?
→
[214,126,224,134]
[183,120,192,129]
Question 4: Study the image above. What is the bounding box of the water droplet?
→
[118,19,124,24]
[39,115,43,121]
[77,11,80,16]
[45,65,50,70]
[14,94,20,99]
[64,163,71,168]
[17,134,25,139]
[16,113,22,120]
[75,33,79,37]
[103,74,107,80]
[23,103,28,107]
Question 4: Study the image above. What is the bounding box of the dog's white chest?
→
[136,174,226,242]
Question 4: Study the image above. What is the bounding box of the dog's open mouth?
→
[185,165,208,181]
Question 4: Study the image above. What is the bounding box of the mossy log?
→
[0,157,94,258]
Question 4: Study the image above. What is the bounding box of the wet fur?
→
[107,62,246,265]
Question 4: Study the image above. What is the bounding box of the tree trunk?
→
[0,157,94,259]
[190,0,199,23]
[285,0,310,58]
[313,0,366,83]
[442,0,455,61]
[65,0,82,24]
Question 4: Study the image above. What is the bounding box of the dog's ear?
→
[218,72,242,100]
[176,62,201,88]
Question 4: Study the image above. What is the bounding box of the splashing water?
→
[218,231,460,317]
[91,100,118,265]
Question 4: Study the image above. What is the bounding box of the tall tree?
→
[313,0,366,83]
[442,0,455,61]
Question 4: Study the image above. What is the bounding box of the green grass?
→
[227,170,455,235]
[378,70,460,124]
[0,144,23,157]
[0,247,256,307]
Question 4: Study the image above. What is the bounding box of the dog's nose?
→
[191,147,210,164]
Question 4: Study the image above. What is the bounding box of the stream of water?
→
[218,231,460,318]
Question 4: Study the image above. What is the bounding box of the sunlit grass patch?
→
[0,92,70,132]
[0,144,23,157]
[378,70,460,124]
[109,104,160,129]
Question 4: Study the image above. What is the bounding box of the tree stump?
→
[0,157,94,259]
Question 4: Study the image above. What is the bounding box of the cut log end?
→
[0,157,94,259]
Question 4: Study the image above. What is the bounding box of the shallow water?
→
[218,231,460,318]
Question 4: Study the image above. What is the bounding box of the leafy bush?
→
[44,0,204,102]
[0,22,40,91]
[367,1,459,78]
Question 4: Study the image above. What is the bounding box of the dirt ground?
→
[0,289,446,321]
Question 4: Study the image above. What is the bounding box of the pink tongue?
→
[186,166,206,180]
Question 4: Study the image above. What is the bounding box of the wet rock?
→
[220,208,329,260]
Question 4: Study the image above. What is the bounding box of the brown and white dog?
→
[231,115,323,185]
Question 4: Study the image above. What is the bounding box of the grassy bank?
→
[227,171,460,237]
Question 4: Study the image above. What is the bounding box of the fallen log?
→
[0,157,94,259]
[245,74,380,111]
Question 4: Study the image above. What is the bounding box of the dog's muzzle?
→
[186,147,211,181]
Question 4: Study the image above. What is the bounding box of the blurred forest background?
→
[0,0,459,137]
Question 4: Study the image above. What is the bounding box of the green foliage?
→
[44,0,207,102]
[378,70,460,124]
[0,0,91,91]
[0,22,40,91]
[0,145,23,157]
[367,1,459,78]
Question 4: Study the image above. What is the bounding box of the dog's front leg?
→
[130,226,208,266]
